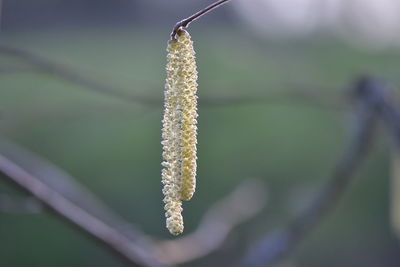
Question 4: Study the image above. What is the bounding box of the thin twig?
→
[170,0,233,40]
[242,76,380,267]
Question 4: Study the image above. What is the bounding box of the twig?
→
[155,179,267,264]
[170,0,233,40]
[242,76,380,267]
[0,153,166,267]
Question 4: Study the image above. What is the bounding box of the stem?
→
[171,0,233,40]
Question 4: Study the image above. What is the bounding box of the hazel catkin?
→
[161,29,198,235]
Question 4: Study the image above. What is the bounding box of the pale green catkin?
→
[161,29,198,235]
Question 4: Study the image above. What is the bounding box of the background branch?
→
[0,140,156,246]
[0,44,339,110]
[0,44,159,106]
[0,140,267,266]
[242,76,381,267]
[0,152,165,267]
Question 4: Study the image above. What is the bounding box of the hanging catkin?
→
[161,29,198,235]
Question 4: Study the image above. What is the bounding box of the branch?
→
[242,76,380,267]
[0,140,267,265]
[355,77,400,242]
[171,0,233,40]
[363,77,400,145]
[0,44,338,110]
[0,152,166,267]
[0,140,155,245]
[0,44,159,106]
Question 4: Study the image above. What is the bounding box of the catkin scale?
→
[161,30,198,235]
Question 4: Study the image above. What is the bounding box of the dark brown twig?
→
[170,0,232,40]
[242,76,381,267]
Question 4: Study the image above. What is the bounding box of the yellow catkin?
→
[161,29,198,235]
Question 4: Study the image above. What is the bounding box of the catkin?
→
[161,29,198,235]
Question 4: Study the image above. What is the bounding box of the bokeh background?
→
[1,0,400,266]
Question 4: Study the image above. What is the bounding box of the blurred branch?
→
[0,44,159,106]
[0,152,165,267]
[369,79,400,144]
[0,140,155,245]
[243,76,382,267]
[171,0,232,40]
[360,78,400,241]
[155,179,267,264]
[0,44,338,110]
[0,140,267,266]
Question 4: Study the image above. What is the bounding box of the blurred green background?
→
[1,1,400,266]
